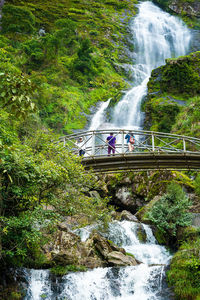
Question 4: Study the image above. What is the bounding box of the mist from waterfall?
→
[89,1,191,131]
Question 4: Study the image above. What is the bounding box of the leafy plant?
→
[0,72,36,118]
[147,183,192,236]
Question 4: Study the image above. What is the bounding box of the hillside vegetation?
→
[0,0,137,286]
[1,0,137,132]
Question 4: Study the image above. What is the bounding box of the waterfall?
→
[89,1,191,130]
[23,221,173,299]
[89,99,111,130]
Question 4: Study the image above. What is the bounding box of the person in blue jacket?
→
[125,132,135,152]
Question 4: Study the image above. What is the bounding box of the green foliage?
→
[146,52,200,137]
[194,174,200,197]
[167,238,200,299]
[0,118,110,265]
[172,96,200,138]
[50,264,87,276]
[0,0,135,133]
[147,183,192,236]
[0,72,35,118]
[72,38,100,83]
[2,4,36,34]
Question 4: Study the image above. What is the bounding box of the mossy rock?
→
[50,264,87,276]
[136,224,147,243]
[167,237,200,299]
[135,196,161,222]
[154,228,168,245]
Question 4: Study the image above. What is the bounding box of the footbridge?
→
[59,129,200,173]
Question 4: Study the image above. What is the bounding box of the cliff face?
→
[169,0,200,17]
[153,0,200,18]
[144,51,200,137]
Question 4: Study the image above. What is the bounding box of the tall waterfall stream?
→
[23,1,192,299]
[91,1,191,131]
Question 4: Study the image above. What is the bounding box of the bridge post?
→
[121,130,124,154]
[152,133,155,152]
[91,131,95,156]
[183,138,186,152]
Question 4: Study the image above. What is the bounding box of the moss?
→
[9,292,22,300]
[145,51,200,137]
[136,225,147,243]
[50,264,88,276]
[167,238,200,299]
[126,252,135,258]
[154,228,168,245]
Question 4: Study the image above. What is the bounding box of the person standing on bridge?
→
[106,133,116,156]
[125,131,135,152]
[77,136,86,156]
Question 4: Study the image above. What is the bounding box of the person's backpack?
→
[129,136,135,144]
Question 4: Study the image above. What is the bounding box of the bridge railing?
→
[58,129,200,157]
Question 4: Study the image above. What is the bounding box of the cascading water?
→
[21,2,192,299]
[89,1,191,131]
[23,221,173,299]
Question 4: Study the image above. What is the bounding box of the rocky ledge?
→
[42,213,140,269]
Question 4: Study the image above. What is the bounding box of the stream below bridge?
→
[20,221,173,299]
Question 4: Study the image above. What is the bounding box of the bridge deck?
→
[59,129,200,172]
[82,153,200,173]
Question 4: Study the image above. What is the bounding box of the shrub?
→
[167,238,200,299]
[2,5,36,34]
[147,183,192,237]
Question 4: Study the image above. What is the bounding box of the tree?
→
[0,127,110,265]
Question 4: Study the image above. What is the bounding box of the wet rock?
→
[115,186,136,211]
[169,1,200,17]
[135,195,161,222]
[120,210,139,222]
[191,213,200,227]
[88,232,125,258]
[107,251,138,267]
[136,223,147,242]
[42,224,135,269]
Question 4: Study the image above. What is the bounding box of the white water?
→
[89,1,191,131]
[23,221,172,299]
[89,99,111,130]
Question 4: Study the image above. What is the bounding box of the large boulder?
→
[107,251,138,267]
[120,210,139,222]
[42,225,138,269]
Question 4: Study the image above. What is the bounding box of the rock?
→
[191,213,200,228]
[115,186,136,212]
[136,224,147,243]
[42,222,138,269]
[88,190,101,199]
[52,251,79,265]
[135,195,161,222]
[169,1,200,17]
[107,251,138,267]
[89,232,126,258]
[42,228,81,262]
[120,210,139,222]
